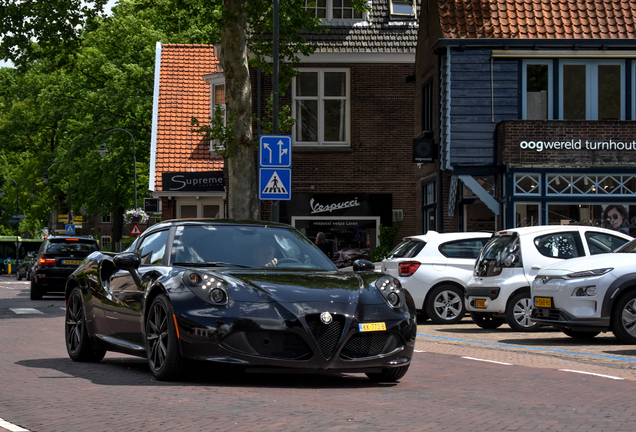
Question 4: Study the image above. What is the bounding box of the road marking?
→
[0,418,29,432]
[462,356,513,366]
[417,333,636,362]
[558,369,624,380]
[414,350,426,353]
[9,308,43,315]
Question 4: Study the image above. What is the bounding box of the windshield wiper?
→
[172,261,252,268]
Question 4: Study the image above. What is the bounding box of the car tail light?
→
[398,261,421,277]
[38,255,56,266]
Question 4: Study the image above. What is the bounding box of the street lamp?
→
[99,128,137,209]
[0,178,36,270]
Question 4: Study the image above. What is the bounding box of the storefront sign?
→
[519,139,636,152]
[310,198,360,214]
[162,171,224,192]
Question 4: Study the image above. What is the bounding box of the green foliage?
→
[370,224,401,262]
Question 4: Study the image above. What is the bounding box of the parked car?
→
[64,219,417,382]
[16,251,37,281]
[30,236,99,300]
[531,238,636,343]
[466,226,632,331]
[380,231,491,324]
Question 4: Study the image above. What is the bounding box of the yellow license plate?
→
[359,322,386,332]
[63,260,82,265]
[534,297,552,308]
[475,299,487,309]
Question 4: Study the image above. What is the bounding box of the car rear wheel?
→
[16,269,23,281]
[425,285,465,324]
[146,294,183,381]
[611,291,636,344]
[562,328,600,340]
[30,278,43,300]
[506,291,539,332]
[366,365,410,382]
[470,311,506,329]
[66,287,106,362]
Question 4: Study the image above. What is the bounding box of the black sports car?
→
[64,219,417,381]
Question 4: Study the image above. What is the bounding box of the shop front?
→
[153,171,226,220]
[279,193,392,266]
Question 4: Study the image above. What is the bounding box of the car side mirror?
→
[114,252,142,287]
[353,259,375,272]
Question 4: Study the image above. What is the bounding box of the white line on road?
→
[8,308,43,315]
[558,369,624,380]
[414,350,426,353]
[462,356,513,366]
[0,418,30,432]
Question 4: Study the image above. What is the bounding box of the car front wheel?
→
[505,291,539,332]
[470,311,506,329]
[425,285,465,324]
[611,291,636,344]
[66,287,106,362]
[146,294,183,380]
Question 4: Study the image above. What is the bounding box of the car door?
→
[583,230,630,255]
[102,229,171,345]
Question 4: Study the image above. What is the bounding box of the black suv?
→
[30,236,99,300]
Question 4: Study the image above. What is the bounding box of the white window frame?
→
[292,68,351,147]
[304,0,365,21]
[101,235,112,249]
[514,173,541,195]
[521,59,553,120]
[390,0,416,17]
[559,59,625,120]
[208,76,226,155]
[176,198,225,219]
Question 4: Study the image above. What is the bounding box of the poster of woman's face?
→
[601,204,631,235]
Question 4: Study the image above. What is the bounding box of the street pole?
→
[271,0,280,222]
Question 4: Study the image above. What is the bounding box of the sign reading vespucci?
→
[519,139,636,152]
[162,171,224,192]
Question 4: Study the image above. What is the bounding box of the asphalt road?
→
[1,276,635,431]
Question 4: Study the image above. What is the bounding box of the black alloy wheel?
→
[611,290,636,344]
[65,287,106,362]
[562,328,601,340]
[470,311,506,329]
[366,365,410,382]
[146,294,183,380]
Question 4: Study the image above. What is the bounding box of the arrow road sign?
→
[259,135,292,168]
[259,169,291,201]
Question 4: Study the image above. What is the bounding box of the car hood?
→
[227,270,366,304]
[539,253,629,274]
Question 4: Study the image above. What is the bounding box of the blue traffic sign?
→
[259,135,292,168]
[259,169,291,201]
[65,224,76,235]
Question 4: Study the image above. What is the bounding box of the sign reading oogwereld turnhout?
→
[162,171,224,192]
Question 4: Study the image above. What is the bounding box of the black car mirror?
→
[353,259,375,272]
[113,252,142,287]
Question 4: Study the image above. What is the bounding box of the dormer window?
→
[391,0,416,18]
[304,0,363,21]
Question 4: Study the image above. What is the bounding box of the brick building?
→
[414,0,636,236]
[149,1,421,257]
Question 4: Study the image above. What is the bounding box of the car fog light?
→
[387,292,399,306]
[210,288,227,304]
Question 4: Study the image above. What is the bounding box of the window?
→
[304,0,363,20]
[422,80,434,132]
[515,203,540,227]
[514,173,540,195]
[391,0,416,17]
[101,236,112,250]
[585,231,629,255]
[138,230,170,265]
[209,80,226,154]
[522,60,552,120]
[101,213,111,223]
[293,69,349,146]
[559,60,624,120]
[534,232,584,259]
[423,181,436,233]
[439,239,489,259]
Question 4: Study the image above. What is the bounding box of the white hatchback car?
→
[531,238,636,343]
[466,226,632,332]
[381,231,491,324]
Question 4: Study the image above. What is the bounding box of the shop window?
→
[522,60,552,120]
[422,80,434,132]
[515,203,540,227]
[463,203,495,232]
[203,205,220,218]
[293,69,349,146]
[180,205,198,218]
[547,174,636,196]
[559,60,624,120]
[303,0,363,20]
[514,174,540,195]
[534,232,583,259]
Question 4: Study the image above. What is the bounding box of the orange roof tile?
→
[438,0,636,39]
[154,44,223,191]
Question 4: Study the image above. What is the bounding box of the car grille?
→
[340,333,402,360]
[305,314,345,361]
[222,330,312,360]
[532,308,568,321]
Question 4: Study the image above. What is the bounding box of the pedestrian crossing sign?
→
[259,168,291,200]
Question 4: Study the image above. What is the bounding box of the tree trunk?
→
[222,0,258,221]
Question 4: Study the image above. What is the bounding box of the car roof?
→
[400,231,492,244]
[493,225,632,238]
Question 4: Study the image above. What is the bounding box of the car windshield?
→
[614,238,636,253]
[474,235,515,277]
[45,240,98,255]
[170,224,338,270]
[386,239,426,259]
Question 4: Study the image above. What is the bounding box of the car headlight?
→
[183,270,229,305]
[375,276,402,308]
[567,268,613,278]
[573,286,597,296]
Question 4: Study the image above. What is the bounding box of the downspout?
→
[149,41,162,193]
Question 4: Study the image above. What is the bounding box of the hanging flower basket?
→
[123,208,149,225]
